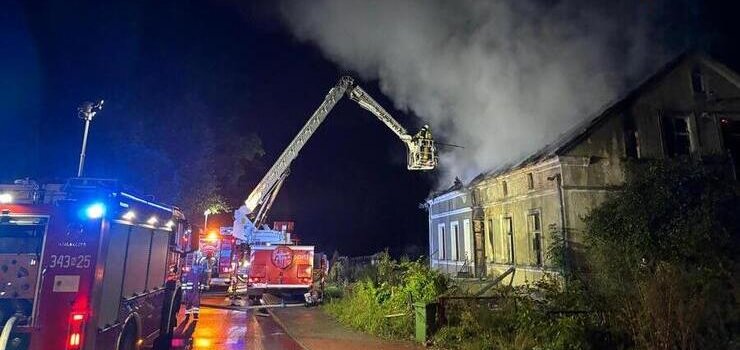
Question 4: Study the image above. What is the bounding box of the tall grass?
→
[324,252,449,339]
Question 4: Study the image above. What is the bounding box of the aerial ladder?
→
[232,76,437,242]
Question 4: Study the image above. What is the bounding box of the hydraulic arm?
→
[232,76,437,241]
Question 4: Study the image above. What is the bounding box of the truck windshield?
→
[0,216,47,254]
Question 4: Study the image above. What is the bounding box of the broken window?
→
[662,115,691,156]
[528,211,543,267]
[721,117,740,178]
[691,65,705,96]
[487,219,495,262]
[527,173,534,190]
[503,216,514,264]
[624,114,641,158]
[502,181,508,197]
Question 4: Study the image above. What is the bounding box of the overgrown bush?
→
[583,159,739,350]
[324,251,449,338]
[433,276,605,350]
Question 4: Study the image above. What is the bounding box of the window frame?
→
[502,216,514,264]
[661,114,693,156]
[527,210,543,267]
[450,221,459,261]
[437,223,446,260]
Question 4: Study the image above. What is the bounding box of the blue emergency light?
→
[84,203,106,219]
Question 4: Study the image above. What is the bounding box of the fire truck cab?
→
[0,178,196,350]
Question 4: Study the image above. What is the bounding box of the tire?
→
[118,322,137,350]
[153,286,182,350]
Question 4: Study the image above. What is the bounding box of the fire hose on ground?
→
[0,316,19,350]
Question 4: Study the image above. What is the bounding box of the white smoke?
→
[279,0,670,185]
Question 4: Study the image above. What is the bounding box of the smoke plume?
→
[279,0,671,185]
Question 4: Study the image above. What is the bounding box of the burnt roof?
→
[470,51,703,185]
[428,176,465,200]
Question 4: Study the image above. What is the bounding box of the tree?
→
[582,158,739,349]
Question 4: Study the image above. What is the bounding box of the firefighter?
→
[183,251,208,319]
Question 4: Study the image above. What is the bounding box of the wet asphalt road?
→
[171,295,303,350]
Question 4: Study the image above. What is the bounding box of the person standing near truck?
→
[183,251,208,319]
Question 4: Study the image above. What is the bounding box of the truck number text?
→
[48,255,92,269]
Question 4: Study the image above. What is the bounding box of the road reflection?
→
[170,296,302,350]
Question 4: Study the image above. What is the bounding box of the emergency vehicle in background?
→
[243,221,315,297]
[199,228,237,288]
[0,178,198,350]
[231,76,438,299]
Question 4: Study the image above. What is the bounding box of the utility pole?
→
[76,100,104,177]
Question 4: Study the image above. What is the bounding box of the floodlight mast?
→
[76,100,104,177]
[232,76,437,241]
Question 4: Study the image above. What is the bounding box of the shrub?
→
[583,159,739,349]
[324,253,450,339]
[433,276,601,350]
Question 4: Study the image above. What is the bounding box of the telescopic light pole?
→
[76,100,104,177]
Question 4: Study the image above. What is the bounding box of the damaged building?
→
[426,178,477,277]
[427,52,740,283]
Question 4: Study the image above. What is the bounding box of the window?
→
[463,219,471,262]
[502,181,508,197]
[527,173,534,190]
[437,224,446,260]
[503,216,514,264]
[624,115,641,158]
[528,212,543,267]
[450,221,459,261]
[487,219,495,262]
[720,117,740,178]
[662,115,691,156]
[691,66,705,96]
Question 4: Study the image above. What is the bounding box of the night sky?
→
[2,1,739,257]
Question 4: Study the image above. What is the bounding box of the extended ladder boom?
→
[348,86,411,142]
[243,76,353,214]
[233,76,436,241]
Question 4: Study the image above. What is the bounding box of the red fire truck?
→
[0,178,197,350]
[247,244,315,296]
[199,229,236,287]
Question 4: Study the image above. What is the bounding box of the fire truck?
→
[241,222,313,296]
[231,76,438,298]
[199,228,237,288]
[0,178,198,350]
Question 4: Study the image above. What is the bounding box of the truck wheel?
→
[118,322,137,350]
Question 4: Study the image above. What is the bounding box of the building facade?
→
[429,52,740,283]
[426,180,477,277]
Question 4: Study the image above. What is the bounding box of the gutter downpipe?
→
[548,167,569,277]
